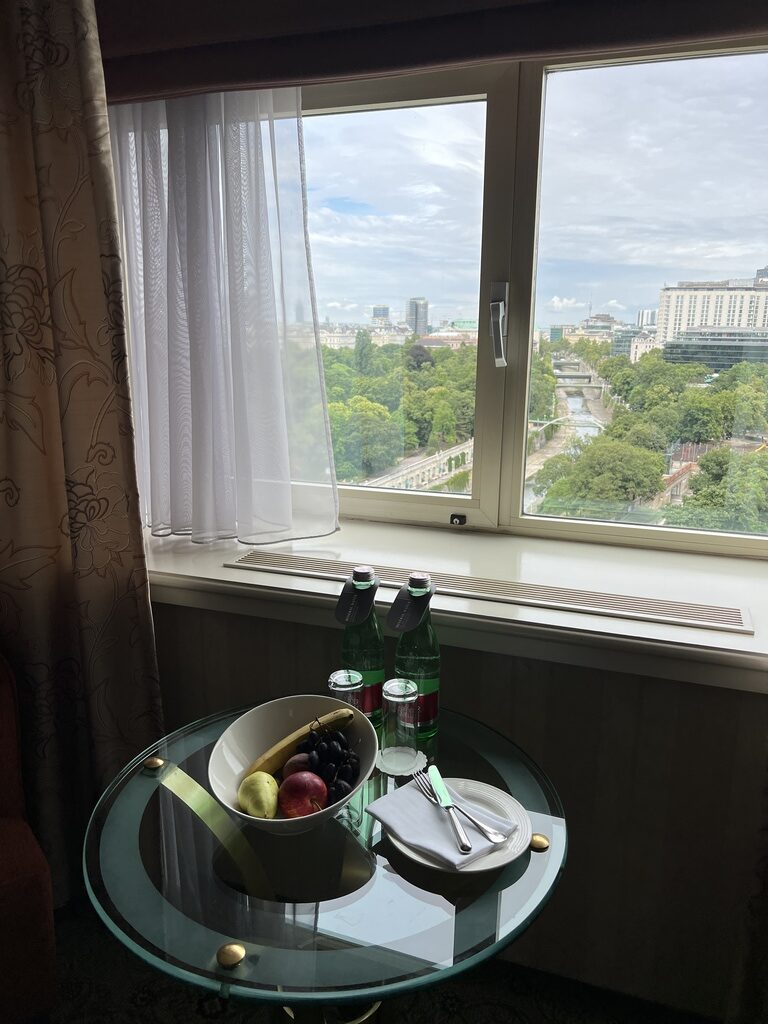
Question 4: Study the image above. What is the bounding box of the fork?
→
[412,769,507,845]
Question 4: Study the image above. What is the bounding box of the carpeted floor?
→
[52,905,716,1024]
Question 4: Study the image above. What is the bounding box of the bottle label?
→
[335,577,378,625]
[415,676,439,731]
[386,582,436,633]
[359,668,384,717]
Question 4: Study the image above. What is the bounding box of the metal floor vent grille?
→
[227,551,751,635]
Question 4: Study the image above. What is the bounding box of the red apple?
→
[278,771,328,818]
[282,753,311,779]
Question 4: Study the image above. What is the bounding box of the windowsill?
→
[145,519,768,694]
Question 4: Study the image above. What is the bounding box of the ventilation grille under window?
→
[227,551,751,635]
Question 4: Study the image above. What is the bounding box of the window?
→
[304,48,768,555]
[302,100,486,497]
[519,52,768,547]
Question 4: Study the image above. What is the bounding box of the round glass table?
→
[84,707,566,1021]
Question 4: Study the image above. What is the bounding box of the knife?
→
[428,765,472,854]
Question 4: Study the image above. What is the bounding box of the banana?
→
[243,708,355,779]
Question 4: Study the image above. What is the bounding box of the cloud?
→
[546,296,586,312]
[323,196,377,215]
[302,52,768,329]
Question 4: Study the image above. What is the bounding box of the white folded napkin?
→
[366,780,518,869]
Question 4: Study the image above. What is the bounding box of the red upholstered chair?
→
[0,653,56,1022]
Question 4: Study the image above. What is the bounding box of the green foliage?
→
[677,390,724,443]
[354,330,374,376]
[571,337,612,366]
[528,354,557,421]
[531,450,578,496]
[328,396,403,481]
[321,338,477,482]
[431,468,471,493]
[665,448,768,533]
[538,438,665,517]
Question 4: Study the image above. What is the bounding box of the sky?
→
[302,51,768,330]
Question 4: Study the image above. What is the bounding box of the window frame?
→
[303,44,768,559]
[302,64,519,531]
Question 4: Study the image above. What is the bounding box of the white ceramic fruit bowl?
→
[208,694,379,835]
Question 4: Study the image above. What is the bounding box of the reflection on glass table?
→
[84,706,566,1019]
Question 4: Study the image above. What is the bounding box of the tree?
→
[354,329,374,376]
[323,362,357,403]
[405,343,435,372]
[528,354,557,421]
[624,421,667,453]
[678,391,724,443]
[361,368,404,413]
[665,449,768,534]
[715,384,767,439]
[538,438,664,517]
[607,367,636,401]
[328,396,403,481]
[531,451,577,496]
[427,400,457,451]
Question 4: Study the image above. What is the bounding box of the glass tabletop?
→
[83,707,566,1007]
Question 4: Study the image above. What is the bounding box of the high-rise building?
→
[657,267,768,343]
[611,328,662,363]
[663,328,768,370]
[406,297,428,336]
[636,308,658,328]
[372,305,390,325]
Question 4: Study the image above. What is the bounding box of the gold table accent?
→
[217,943,246,969]
[530,833,550,852]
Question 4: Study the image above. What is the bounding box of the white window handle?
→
[490,282,509,368]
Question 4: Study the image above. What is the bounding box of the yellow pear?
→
[238,771,279,818]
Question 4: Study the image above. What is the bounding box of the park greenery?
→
[534,346,768,533]
[320,327,768,534]
[323,331,476,482]
[323,329,560,483]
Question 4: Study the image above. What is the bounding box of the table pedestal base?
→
[282,1000,381,1024]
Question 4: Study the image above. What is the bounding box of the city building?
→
[663,328,768,370]
[317,329,356,349]
[579,313,619,336]
[421,330,477,350]
[451,318,479,331]
[611,328,663,363]
[657,266,768,343]
[406,296,429,336]
[549,324,575,342]
[371,304,390,325]
[636,308,658,328]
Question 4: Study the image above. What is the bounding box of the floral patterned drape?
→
[0,0,163,902]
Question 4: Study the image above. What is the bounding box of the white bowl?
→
[208,694,378,834]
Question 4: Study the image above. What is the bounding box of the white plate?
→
[385,778,533,873]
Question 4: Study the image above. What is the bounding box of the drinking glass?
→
[328,669,364,710]
[379,678,420,776]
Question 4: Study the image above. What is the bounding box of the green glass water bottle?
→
[336,565,385,730]
[390,571,440,746]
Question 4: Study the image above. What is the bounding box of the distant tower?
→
[406,297,428,336]
[372,304,390,325]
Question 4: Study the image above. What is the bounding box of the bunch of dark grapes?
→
[296,726,361,805]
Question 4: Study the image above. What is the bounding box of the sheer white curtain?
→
[109,89,338,543]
